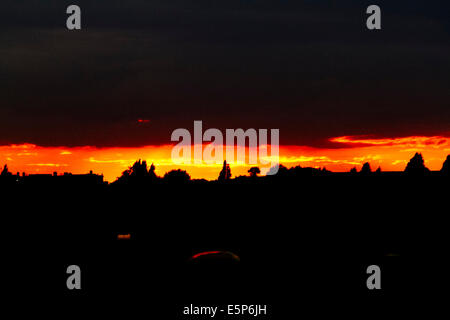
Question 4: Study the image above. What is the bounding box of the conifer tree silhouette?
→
[405,153,430,175]
[218,160,232,181]
[1,164,12,177]
[360,162,372,175]
[149,163,157,179]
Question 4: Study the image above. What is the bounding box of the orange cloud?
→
[330,135,450,148]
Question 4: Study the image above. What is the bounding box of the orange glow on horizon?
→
[1,135,449,182]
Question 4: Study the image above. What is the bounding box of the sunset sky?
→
[1,1,449,181]
[1,135,449,182]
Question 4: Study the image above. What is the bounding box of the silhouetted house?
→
[22,171,104,186]
[58,172,104,185]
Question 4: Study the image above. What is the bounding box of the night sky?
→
[1,0,449,149]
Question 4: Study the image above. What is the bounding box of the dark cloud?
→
[0,1,449,147]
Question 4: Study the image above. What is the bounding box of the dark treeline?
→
[1,152,448,187]
[101,152,450,184]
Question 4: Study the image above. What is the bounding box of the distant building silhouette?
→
[23,171,104,185]
[0,167,104,186]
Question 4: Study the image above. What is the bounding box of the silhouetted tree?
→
[321,167,330,174]
[441,155,450,176]
[405,153,430,175]
[268,164,287,176]
[360,162,372,175]
[218,160,231,181]
[350,167,357,174]
[163,169,191,184]
[248,167,260,177]
[115,159,159,184]
[375,166,382,174]
[277,164,289,175]
[289,165,304,177]
[130,159,150,177]
[148,163,157,179]
[1,164,12,177]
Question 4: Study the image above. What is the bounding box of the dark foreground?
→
[3,175,448,316]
